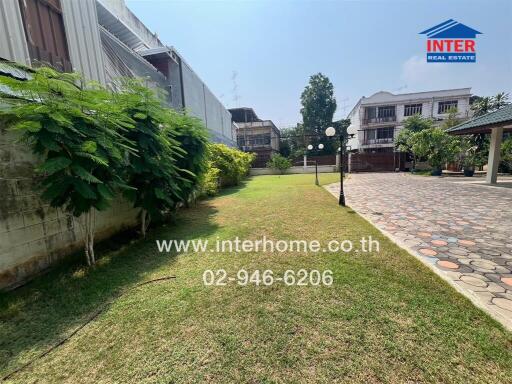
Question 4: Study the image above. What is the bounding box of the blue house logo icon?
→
[419,20,482,63]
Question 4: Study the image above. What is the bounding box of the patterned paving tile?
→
[325,173,512,330]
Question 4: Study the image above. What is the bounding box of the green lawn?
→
[1,173,511,383]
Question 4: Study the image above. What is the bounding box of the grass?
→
[0,173,511,383]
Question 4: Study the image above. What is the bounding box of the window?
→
[377,127,394,139]
[19,0,72,72]
[364,107,377,120]
[249,134,271,146]
[378,106,396,119]
[363,106,396,123]
[438,100,458,114]
[404,103,422,117]
[363,127,394,144]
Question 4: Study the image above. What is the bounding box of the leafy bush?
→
[266,153,292,174]
[0,65,136,265]
[501,136,512,173]
[410,128,460,171]
[171,112,209,203]
[199,162,221,196]
[116,78,186,237]
[208,144,255,187]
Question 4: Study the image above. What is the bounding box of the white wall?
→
[250,165,336,176]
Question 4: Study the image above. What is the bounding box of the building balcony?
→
[362,116,396,125]
[361,138,394,146]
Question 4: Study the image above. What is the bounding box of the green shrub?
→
[116,78,186,237]
[199,162,221,196]
[0,65,136,264]
[208,144,255,187]
[171,112,209,202]
[266,153,292,174]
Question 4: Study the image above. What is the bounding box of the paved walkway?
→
[325,173,512,330]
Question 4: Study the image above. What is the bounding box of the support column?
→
[303,154,307,169]
[486,127,503,184]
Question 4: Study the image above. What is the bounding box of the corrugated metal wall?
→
[182,61,207,123]
[181,60,235,146]
[61,0,106,83]
[0,0,30,64]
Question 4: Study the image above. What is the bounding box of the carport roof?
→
[447,104,512,135]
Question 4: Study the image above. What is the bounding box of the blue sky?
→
[126,0,512,128]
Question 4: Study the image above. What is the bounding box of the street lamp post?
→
[307,143,324,186]
[325,127,354,206]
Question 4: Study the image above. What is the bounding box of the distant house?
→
[347,88,473,153]
[229,107,280,168]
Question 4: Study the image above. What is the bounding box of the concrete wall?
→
[0,127,139,289]
[250,165,336,176]
[0,0,139,289]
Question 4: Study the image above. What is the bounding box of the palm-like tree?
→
[471,93,510,117]
[471,96,492,117]
[492,92,510,110]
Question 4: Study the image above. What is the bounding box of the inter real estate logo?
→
[419,19,482,63]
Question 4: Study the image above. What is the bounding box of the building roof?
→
[347,88,472,116]
[236,120,280,136]
[447,104,512,135]
[419,19,482,39]
[359,88,471,106]
[229,107,260,123]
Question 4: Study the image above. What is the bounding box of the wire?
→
[1,275,177,382]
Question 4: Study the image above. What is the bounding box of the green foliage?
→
[279,124,306,159]
[410,128,461,170]
[441,107,461,130]
[457,137,479,169]
[199,162,221,196]
[471,92,510,117]
[116,78,186,221]
[208,144,255,187]
[266,153,292,174]
[0,64,135,217]
[501,136,512,173]
[402,114,434,132]
[300,73,337,150]
[171,112,209,201]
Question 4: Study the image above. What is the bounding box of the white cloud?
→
[400,55,510,96]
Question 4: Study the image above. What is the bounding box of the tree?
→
[279,124,306,159]
[171,112,209,206]
[402,114,434,132]
[471,92,510,117]
[300,73,337,152]
[266,153,292,174]
[117,79,186,237]
[441,107,461,130]
[410,128,460,172]
[396,115,434,170]
[501,136,512,173]
[0,64,136,265]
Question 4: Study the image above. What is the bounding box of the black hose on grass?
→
[1,275,177,382]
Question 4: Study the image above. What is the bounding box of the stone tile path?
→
[325,173,512,330]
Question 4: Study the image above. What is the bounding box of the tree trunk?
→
[81,210,97,265]
[141,209,150,238]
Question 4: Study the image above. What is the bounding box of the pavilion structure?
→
[447,104,512,184]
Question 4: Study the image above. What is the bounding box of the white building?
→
[347,88,472,152]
